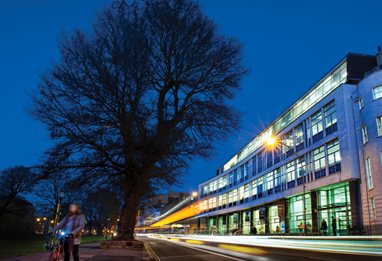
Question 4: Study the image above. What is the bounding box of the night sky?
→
[1,0,381,194]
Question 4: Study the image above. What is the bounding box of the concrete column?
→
[349,180,362,231]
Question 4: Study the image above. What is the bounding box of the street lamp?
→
[54,190,64,226]
[191,191,198,200]
[266,135,307,236]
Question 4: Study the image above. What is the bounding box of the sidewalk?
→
[2,243,149,261]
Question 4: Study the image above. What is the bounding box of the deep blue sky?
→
[0,0,381,194]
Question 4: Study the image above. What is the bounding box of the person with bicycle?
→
[53,203,85,261]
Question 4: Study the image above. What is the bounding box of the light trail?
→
[145,234,382,256]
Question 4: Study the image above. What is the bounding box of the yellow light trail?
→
[150,202,199,227]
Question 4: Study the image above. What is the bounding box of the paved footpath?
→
[2,243,150,261]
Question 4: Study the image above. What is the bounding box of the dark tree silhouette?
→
[0,166,37,220]
[32,0,246,240]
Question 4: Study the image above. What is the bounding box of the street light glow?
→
[266,135,278,147]
[191,191,198,198]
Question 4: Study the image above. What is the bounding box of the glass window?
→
[228,190,233,204]
[228,172,234,185]
[236,168,242,182]
[286,161,295,183]
[244,162,249,178]
[222,193,227,205]
[252,156,257,175]
[313,146,325,171]
[358,96,364,110]
[296,157,306,179]
[244,183,250,199]
[376,116,382,136]
[372,85,382,100]
[257,177,263,194]
[232,189,238,202]
[266,172,274,190]
[365,157,373,190]
[324,101,337,129]
[294,124,304,147]
[239,186,245,200]
[252,179,258,196]
[283,131,294,154]
[274,168,282,188]
[313,145,326,179]
[362,125,368,144]
[327,139,341,165]
[257,151,265,173]
[311,110,323,136]
[218,195,223,207]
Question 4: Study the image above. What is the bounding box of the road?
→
[142,236,382,261]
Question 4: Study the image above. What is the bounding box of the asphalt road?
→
[144,238,234,260]
[142,237,382,261]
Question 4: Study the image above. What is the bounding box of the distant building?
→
[197,51,382,235]
[138,191,189,226]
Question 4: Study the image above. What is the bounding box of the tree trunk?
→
[118,185,142,241]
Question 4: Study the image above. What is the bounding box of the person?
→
[331,216,337,236]
[275,225,281,234]
[251,226,257,235]
[321,219,328,236]
[298,221,304,233]
[53,203,85,261]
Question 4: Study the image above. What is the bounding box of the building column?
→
[311,191,318,234]
[349,180,362,232]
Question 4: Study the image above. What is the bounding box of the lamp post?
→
[54,190,64,226]
[266,135,307,236]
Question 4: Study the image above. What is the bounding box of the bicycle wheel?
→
[49,246,64,261]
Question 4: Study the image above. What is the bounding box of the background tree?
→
[32,0,246,240]
[82,189,121,236]
[0,166,37,220]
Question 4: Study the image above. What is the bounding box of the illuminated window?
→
[228,190,233,204]
[313,145,326,179]
[252,179,258,196]
[244,184,250,199]
[283,131,294,157]
[362,125,368,144]
[222,193,227,206]
[274,168,282,189]
[372,85,382,100]
[365,157,373,190]
[232,189,238,202]
[327,139,341,174]
[376,116,382,136]
[294,124,304,150]
[239,186,245,200]
[266,172,274,190]
[311,110,323,136]
[286,161,295,188]
[257,177,263,197]
[296,157,306,182]
[324,101,337,134]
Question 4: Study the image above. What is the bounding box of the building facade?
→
[197,52,382,236]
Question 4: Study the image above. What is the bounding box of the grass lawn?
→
[0,236,105,259]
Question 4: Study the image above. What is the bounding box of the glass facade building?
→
[196,53,382,235]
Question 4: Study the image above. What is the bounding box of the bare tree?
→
[32,0,246,240]
[0,166,37,220]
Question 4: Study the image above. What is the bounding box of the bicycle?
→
[45,232,73,261]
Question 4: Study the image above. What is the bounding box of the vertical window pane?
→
[376,116,382,136]
[362,125,368,144]
[366,157,373,190]
[372,85,382,100]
